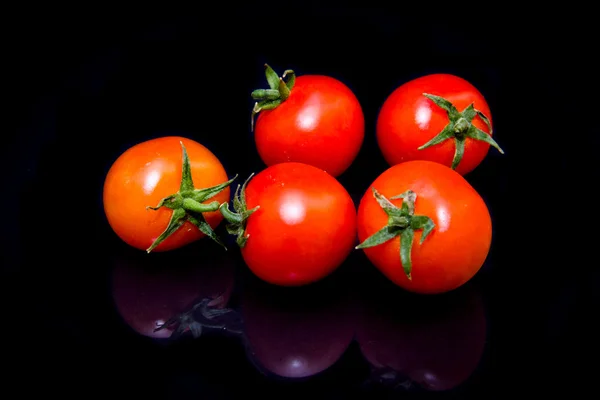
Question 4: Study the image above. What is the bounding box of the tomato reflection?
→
[110,245,237,339]
[356,279,487,391]
[241,273,355,379]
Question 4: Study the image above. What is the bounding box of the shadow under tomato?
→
[110,242,240,341]
[355,276,487,392]
[239,266,356,381]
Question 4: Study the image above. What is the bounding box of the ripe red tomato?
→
[103,136,234,252]
[356,283,486,391]
[219,162,357,286]
[110,247,236,339]
[376,73,504,175]
[356,160,492,294]
[241,278,354,379]
[251,64,364,177]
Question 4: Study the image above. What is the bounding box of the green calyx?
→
[250,64,296,132]
[418,93,505,170]
[145,141,237,253]
[218,173,260,248]
[356,188,435,280]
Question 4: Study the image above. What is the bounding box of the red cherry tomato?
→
[103,136,234,252]
[110,247,235,339]
[219,162,357,286]
[241,278,354,379]
[376,73,503,175]
[251,64,364,177]
[356,160,492,294]
[356,283,487,391]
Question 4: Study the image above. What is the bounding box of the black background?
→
[5,4,598,398]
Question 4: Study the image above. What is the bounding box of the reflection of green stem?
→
[154,295,242,339]
[356,188,435,280]
[144,141,237,252]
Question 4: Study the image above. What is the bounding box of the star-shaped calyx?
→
[145,141,237,253]
[356,188,435,280]
[418,93,504,170]
[250,64,296,131]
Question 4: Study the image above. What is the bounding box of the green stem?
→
[355,188,435,280]
[219,202,243,224]
[250,64,296,132]
[182,199,220,214]
[144,141,237,253]
[218,173,260,248]
[418,93,504,170]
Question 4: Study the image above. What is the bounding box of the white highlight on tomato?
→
[143,169,161,195]
[279,193,306,225]
[415,103,432,130]
[296,103,319,131]
[436,205,451,233]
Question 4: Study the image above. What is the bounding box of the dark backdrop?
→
[5,5,597,398]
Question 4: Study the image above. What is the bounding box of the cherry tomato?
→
[250,64,364,177]
[103,136,234,252]
[241,276,354,379]
[110,246,236,339]
[219,162,357,286]
[376,73,503,175]
[356,282,487,391]
[356,160,492,294]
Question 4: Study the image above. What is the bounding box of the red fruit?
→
[376,73,503,175]
[356,160,492,294]
[251,64,364,177]
[220,162,357,286]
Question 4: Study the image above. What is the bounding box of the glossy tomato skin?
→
[357,160,492,294]
[255,75,364,177]
[241,162,357,286]
[356,282,486,391]
[376,74,493,175]
[111,249,235,339]
[103,136,230,251]
[241,277,355,379]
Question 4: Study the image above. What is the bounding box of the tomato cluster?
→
[103,64,502,294]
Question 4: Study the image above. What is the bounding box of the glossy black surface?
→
[6,5,597,398]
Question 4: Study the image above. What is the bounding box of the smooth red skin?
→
[357,160,492,294]
[241,286,354,379]
[111,257,234,339]
[242,162,357,286]
[103,136,230,251]
[376,74,493,175]
[356,287,486,391]
[254,75,365,177]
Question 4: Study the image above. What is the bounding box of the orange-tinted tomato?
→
[356,160,492,294]
[103,136,230,252]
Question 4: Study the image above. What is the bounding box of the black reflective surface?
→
[7,5,597,398]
